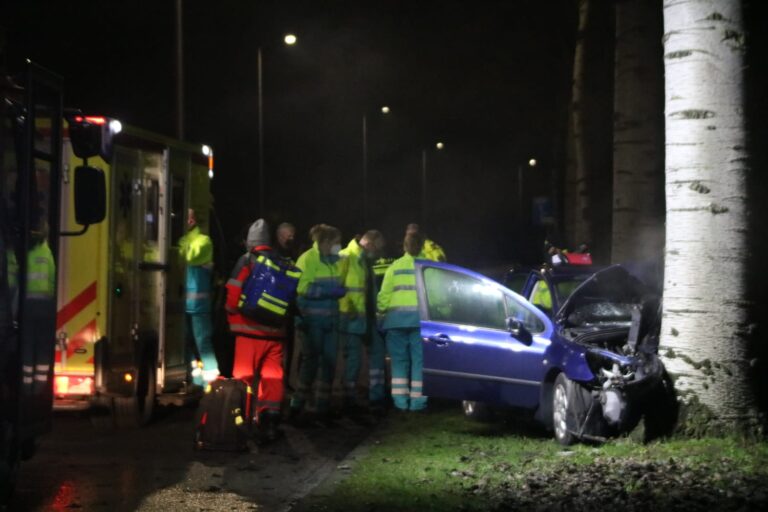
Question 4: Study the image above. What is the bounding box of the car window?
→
[504,271,529,294]
[506,294,546,334]
[553,276,589,303]
[423,267,507,330]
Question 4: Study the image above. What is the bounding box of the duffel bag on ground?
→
[193,378,251,452]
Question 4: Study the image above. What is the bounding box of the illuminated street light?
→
[422,142,445,226]
[257,34,298,214]
[362,105,391,226]
[517,157,538,223]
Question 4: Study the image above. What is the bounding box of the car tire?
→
[462,400,494,422]
[642,370,678,441]
[552,373,577,445]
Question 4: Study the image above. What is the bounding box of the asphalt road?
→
[10,406,373,512]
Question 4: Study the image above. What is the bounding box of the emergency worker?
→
[178,209,218,384]
[289,224,345,421]
[405,223,446,262]
[19,226,55,392]
[377,232,426,412]
[338,230,387,414]
[225,218,287,442]
[275,222,298,390]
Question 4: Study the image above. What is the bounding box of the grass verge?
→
[296,401,768,512]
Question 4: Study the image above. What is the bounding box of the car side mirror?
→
[506,318,533,345]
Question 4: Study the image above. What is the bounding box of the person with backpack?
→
[289,224,346,423]
[225,218,291,443]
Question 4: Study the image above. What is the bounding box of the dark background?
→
[2,0,578,269]
[2,0,766,274]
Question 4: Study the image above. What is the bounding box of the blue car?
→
[415,260,669,445]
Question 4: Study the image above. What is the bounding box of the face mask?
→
[330,243,342,256]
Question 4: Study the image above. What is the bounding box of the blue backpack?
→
[238,252,302,326]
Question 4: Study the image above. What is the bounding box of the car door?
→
[415,261,552,409]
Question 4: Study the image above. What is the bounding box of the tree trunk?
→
[564,0,590,252]
[564,0,614,261]
[611,0,665,269]
[661,0,756,431]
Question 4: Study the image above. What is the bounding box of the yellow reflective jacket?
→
[419,238,446,262]
[296,243,345,321]
[377,253,420,330]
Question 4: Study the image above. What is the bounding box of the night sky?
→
[3,1,766,271]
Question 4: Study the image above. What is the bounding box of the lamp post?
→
[362,105,390,227]
[257,33,297,215]
[517,157,537,223]
[422,141,444,227]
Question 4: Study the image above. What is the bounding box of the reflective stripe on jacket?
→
[296,243,344,321]
[377,253,420,330]
[179,226,214,313]
[225,247,287,339]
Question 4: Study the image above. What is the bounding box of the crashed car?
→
[415,260,671,445]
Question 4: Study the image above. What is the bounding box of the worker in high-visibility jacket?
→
[14,229,56,392]
[226,218,289,442]
[290,224,346,420]
[406,223,446,262]
[339,230,387,414]
[178,209,218,384]
[377,232,426,412]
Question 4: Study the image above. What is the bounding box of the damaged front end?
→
[556,266,665,439]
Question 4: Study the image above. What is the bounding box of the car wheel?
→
[462,400,493,422]
[553,373,576,445]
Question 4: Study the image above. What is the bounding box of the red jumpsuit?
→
[225,245,287,417]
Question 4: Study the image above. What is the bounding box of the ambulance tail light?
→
[66,112,121,161]
[54,375,94,396]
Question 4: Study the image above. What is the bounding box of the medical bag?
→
[238,252,301,326]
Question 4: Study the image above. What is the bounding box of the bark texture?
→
[660,0,757,430]
[564,0,614,261]
[611,0,665,267]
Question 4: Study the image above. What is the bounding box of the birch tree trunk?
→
[661,0,756,431]
[611,0,665,267]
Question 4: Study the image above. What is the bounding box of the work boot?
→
[257,411,283,444]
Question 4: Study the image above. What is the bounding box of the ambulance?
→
[53,114,214,428]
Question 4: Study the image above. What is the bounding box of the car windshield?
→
[550,274,590,303]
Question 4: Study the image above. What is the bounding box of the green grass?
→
[299,403,768,512]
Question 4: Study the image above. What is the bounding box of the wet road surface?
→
[10,406,373,511]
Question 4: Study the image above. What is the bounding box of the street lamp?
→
[362,105,390,227]
[257,33,297,215]
[422,142,444,226]
[517,157,537,223]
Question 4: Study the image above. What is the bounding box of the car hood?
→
[554,265,656,328]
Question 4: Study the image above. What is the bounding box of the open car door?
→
[414,261,552,409]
